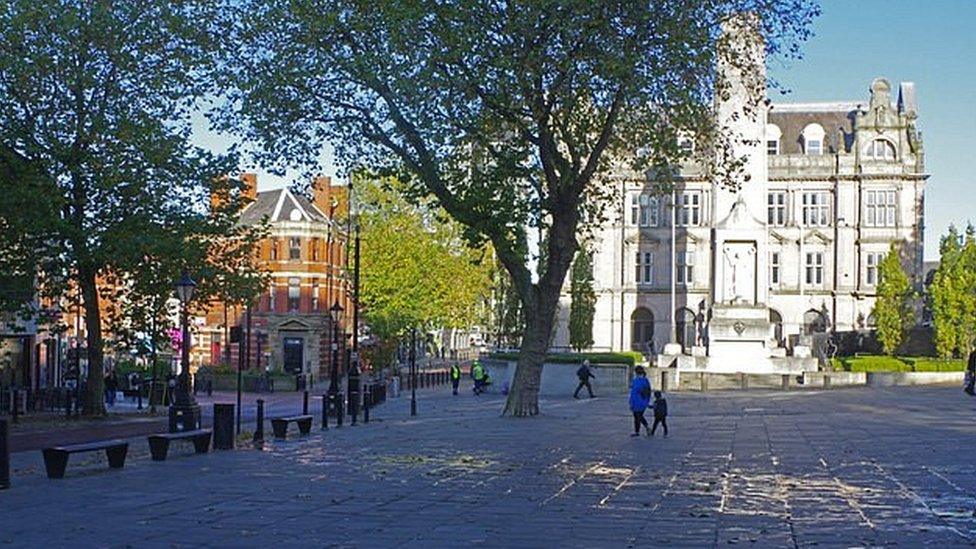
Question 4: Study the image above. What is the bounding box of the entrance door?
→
[282,337,304,374]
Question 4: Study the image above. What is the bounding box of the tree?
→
[930,225,976,358]
[873,244,914,355]
[0,0,256,415]
[222,0,818,415]
[568,249,595,351]
[358,176,491,357]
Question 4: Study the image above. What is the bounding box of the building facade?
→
[552,77,926,361]
[203,175,354,379]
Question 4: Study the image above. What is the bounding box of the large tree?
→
[221,0,817,415]
[873,243,914,355]
[0,0,259,415]
[930,225,976,358]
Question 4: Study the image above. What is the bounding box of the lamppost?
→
[328,300,344,421]
[169,272,201,433]
[346,222,361,423]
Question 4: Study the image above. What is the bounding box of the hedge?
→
[487,351,643,366]
[832,355,966,372]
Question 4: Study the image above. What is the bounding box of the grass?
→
[832,355,966,372]
[487,351,643,366]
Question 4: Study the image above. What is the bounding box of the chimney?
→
[241,173,258,203]
[312,175,332,213]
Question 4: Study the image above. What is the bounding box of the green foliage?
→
[568,249,596,352]
[873,243,915,355]
[930,225,976,358]
[0,0,263,415]
[489,351,642,366]
[832,355,966,372]
[492,260,524,348]
[358,175,492,342]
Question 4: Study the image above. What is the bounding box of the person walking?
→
[450,362,462,395]
[574,359,595,399]
[965,348,976,396]
[471,361,486,395]
[629,366,652,437]
[649,391,669,437]
[104,369,118,407]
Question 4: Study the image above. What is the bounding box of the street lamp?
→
[328,300,344,422]
[169,271,201,432]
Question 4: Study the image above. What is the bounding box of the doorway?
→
[282,337,304,374]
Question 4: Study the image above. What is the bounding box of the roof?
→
[768,102,861,154]
[239,188,330,225]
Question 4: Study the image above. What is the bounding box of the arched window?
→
[803,309,828,335]
[866,312,877,328]
[769,309,784,347]
[802,123,825,155]
[631,308,655,354]
[863,139,896,160]
[675,308,697,353]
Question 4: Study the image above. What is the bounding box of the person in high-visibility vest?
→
[450,362,462,395]
[471,361,485,395]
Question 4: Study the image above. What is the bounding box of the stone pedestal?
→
[707,304,772,373]
[662,342,683,355]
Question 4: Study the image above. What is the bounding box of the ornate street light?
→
[169,271,201,432]
[327,300,344,404]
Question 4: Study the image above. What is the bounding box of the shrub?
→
[909,358,966,372]
[487,351,642,366]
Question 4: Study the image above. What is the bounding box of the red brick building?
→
[204,174,354,380]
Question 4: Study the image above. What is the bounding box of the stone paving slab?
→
[3,386,976,547]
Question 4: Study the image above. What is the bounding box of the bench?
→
[42,440,128,479]
[147,429,213,461]
[270,415,313,439]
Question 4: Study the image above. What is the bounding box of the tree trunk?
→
[502,287,562,417]
[79,265,106,416]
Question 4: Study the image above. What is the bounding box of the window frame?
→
[805,139,823,156]
[804,252,824,287]
[865,252,884,286]
[802,192,831,227]
[864,189,897,228]
[767,139,779,156]
[767,192,787,226]
[676,193,701,227]
[287,277,301,311]
[770,251,781,286]
[676,251,694,285]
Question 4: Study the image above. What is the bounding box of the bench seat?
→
[148,429,213,461]
[42,440,128,479]
[270,415,313,439]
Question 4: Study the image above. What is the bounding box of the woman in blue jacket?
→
[629,366,652,437]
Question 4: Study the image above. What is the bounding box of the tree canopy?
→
[930,225,976,358]
[873,243,914,356]
[568,248,596,352]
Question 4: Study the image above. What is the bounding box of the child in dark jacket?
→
[650,391,668,437]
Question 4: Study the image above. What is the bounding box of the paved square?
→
[4,385,976,547]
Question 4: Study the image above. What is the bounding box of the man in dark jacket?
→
[965,349,976,396]
[573,360,595,399]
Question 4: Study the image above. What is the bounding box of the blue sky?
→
[195,0,973,260]
[768,0,975,259]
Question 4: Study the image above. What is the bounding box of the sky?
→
[193,0,974,260]
[768,0,975,259]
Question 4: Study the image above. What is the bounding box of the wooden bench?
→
[270,415,313,439]
[42,440,128,479]
[147,429,213,461]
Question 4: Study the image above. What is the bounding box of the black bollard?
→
[335,392,344,427]
[0,418,9,489]
[363,390,370,424]
[207,380,213,397]
[254,399,265,443]
[213,403,235,450]
[11,389,18,424]
[303,390,309,415]
[321,395,329,430]
[137,385,143,410]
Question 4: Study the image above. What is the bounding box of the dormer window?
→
[802,123,826,156]
[864,139,896,160]
[765,124,782,156]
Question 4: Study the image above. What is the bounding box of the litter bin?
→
[213,403,235,450]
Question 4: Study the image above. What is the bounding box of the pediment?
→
[715,195,765,231]
[769,230,791,244]
[279,317,313,330]
[802,229,832,245]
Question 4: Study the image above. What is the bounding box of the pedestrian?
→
[471,361,485,395]
[965,348,976,396]
[649,391,669,437]
[450,362,462,395]
[104,369,118,407]
[574,359,595,399]
[629,366,652,437]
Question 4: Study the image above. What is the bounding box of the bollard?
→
[781,374,790,390]
[137,384,143,410]
[321,396,329,430]
[661,371,669,392]
[739,372,748,389]
[823,373,831,388]
[11,389,18,424]
[303,390,309,415]
[0,418,9,490]
[700,372,708,392]
[213,403,235,450]
[207,380,213,397]
[363,390,371,424]
[254,399,265,442]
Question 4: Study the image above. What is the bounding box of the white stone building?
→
[552,50,926,370]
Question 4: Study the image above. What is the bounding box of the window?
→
[270,240,278,261]
[288,277,300,311]
[766,124,782,156]
[864,139,896,160]
[865,190,896,227]
[770,252,781,286]
[311,282,319,310]
[635,251,653,284]
[805,139,822,156]
[767,139,779,156]
[677,252,694,285]
[805,252,824,286]
[767,192,786,226]
[802,192,831,227]
[865,252,883,286]
[802,123,825,156]
[676,193,701,226]
[269,282,276,311]
[311,238,319,261]
[632,195,659,227]
[289,237,301,260]
[630,195,639,225]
